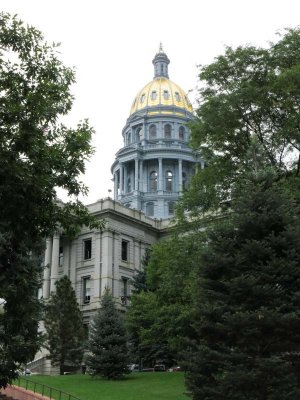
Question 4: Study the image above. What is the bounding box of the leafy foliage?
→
[44,276,86,375]
[179,28,300,218]
[126,235,200,367]
[184,173,300,399]
[0,13,102,387]
[87,290,129,380]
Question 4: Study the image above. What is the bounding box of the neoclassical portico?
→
[111,46,201,218]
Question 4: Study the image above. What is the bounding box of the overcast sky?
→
[2,0,300,204]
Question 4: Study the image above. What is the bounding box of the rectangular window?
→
[82,277,91,304]
[121,240,128,262]
[59,246,64,267]
[84,239,92,260]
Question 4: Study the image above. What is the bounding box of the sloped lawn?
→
[17,372,189,400]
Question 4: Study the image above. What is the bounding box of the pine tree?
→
[185,172,300,399]
[44,276,86,375]
[87,289,129,380]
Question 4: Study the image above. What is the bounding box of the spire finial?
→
[159,42,164,53]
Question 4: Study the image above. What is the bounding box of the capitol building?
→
[36,47,202,372]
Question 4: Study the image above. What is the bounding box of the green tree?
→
[184,172,300,399]
[126,235,200,367]
[87,289,129,380]
[179,27,300,219]
[44,276,86,375]
[0,13,101,387]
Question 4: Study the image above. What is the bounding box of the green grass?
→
[16,373,189,400]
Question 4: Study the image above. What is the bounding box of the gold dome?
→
[129,77,193,116]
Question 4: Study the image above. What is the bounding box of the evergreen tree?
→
[44,276,86,375]
[87,289,129,380]
[185,172,300,400]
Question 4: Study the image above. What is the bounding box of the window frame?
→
[82,276,91,304]
[121,240,129,262]
[83,238,92,260]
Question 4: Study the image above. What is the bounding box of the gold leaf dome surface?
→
[129,77,193,116]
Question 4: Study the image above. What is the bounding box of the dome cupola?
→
[152,43,170,78]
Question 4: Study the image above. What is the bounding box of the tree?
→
[179,27,300,218]
[126,235,200,367]
[87,289,129,380]
[184,172,300,399]
[0,13,101,387]
[44,276,86,375]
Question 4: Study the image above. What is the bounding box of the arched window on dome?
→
[163,90,169,100]
[164,124,171,139]
[140,93,146,103]
[146,202,154,217]
[179,126,185,140]
[151,91,157,100]
[149,171,157,192]
[165,170,173,192]
[175,92,181,102]
[182,172,187,190]
[149,124,157,139]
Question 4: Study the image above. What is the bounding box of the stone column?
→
[124,163,128,194]
[119,163,123,194]
[50,233,60,293]
[158,158,163,191]
[93,232,101,301]
[178,159,183,193]
[139,160,144,192]
[114,172,119,200]
[101,231,113,293]
[42,238,52,299]
[134,158,139,191]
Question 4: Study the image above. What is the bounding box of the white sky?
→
[2,0,300,204]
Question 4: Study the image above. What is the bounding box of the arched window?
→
[146,202,154,217]
[126,132,131,145]
[149,171,158,191]
[163,90,169,100]
[140,93,145,103]
[165,170,173,191]
[168,202,175,215]
[127,177,132,193]
[179,126,185,140]
[149,124,157,139]
[151,91,157,100]
[182,172,187,190]
[164,124,171,139]
[136,127,141,142]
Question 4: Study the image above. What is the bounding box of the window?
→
[59,246,64,267]
[168,202,175,215]
[165,171,173,191]
[121,240,129,262]
[140,93,146,103]
[175,92,181,102]
[164,124,171,138]
[127,177,132,193]
[163,90,169,100]
[136,127,141,142]
[146,202,154,217]
[84,239,92,260]
[151,91,157,100]
[82,277,91,304]
[149,171,158,191]
[121,277,129,305]
[149,124,157,139]
[182,172,187,190]
[179,126,185,140]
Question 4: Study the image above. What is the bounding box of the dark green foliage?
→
[44,276,86,375]
[184,174,300,399]
[0,13,102,387]
[87,290,129,380]
[179,27,300,218]
[126,236,200,367]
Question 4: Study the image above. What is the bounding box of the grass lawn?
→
[16,372,189,400]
